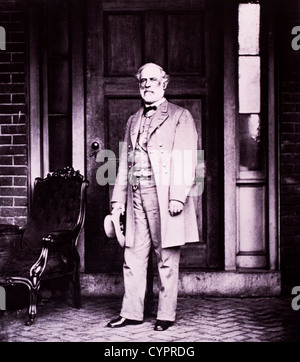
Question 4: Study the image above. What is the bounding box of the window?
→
[238,2,264,179]
[236,1,267,269]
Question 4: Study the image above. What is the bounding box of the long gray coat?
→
[111,100,199,248]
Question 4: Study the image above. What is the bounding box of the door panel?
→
[167,14,204,74]
[106,98,142,155]
[85,0,224,272]
[106,97,142,199]
[105,14,142,75]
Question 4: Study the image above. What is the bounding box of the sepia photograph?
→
[0,0,300,347]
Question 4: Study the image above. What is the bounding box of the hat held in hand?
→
[104,209,126,247]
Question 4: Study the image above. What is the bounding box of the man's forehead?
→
[140,65,162,78]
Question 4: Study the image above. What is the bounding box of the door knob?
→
[91,142,99,150]
[89,141,100,158]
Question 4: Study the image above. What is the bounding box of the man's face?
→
[138,65,166,104]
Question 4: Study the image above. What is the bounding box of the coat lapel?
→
[130,108,143,148]
[148,100,169,139]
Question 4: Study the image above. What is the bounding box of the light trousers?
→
[120,183,181,322]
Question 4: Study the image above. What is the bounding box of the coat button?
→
[159,143,163,147]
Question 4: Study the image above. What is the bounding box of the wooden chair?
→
[0,166,89,325]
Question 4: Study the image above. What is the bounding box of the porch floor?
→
[1,292,299,342]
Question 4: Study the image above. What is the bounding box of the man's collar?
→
[145,97,166,109]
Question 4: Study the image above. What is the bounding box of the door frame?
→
[223,0,278,271]
[28,0,86,269]
[28,0,85,187]
[84,0,225,271]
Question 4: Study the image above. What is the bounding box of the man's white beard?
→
[141,88,165,104]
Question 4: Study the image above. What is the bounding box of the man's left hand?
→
[169,200,184,216]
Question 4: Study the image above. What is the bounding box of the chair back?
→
[22,167,89,250]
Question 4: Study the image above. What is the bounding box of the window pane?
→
[238,186,265,251]
[238,3,260,55]
[48,58,70,114]
[239,56,261,113]
[239,114,263,172]
[49,116,72,172]
[47,0,69,55]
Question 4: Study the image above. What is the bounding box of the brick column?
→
[0,0,27,227]
[278,0,300,292]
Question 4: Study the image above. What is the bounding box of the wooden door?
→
[85,0,224,272]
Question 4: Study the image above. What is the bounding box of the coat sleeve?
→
[169,108,198,204]
[111,118,131,205]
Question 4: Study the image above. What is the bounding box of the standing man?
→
[107,63,199,331]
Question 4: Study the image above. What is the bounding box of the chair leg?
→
[72,261,81,309]
[26,285,39,326]
[3,276,40,326]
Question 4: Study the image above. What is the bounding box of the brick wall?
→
[278,0,300,293]
[0,0,27,228]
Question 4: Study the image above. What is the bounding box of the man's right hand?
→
[111,202,125,215]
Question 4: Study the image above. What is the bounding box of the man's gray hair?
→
[135,63,170,86]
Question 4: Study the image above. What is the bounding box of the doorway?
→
[85,0,224,272]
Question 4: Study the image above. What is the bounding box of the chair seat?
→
[0,249,39,278]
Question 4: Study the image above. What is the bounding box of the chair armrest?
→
[29,230,75,280]
[43,230,74,245]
